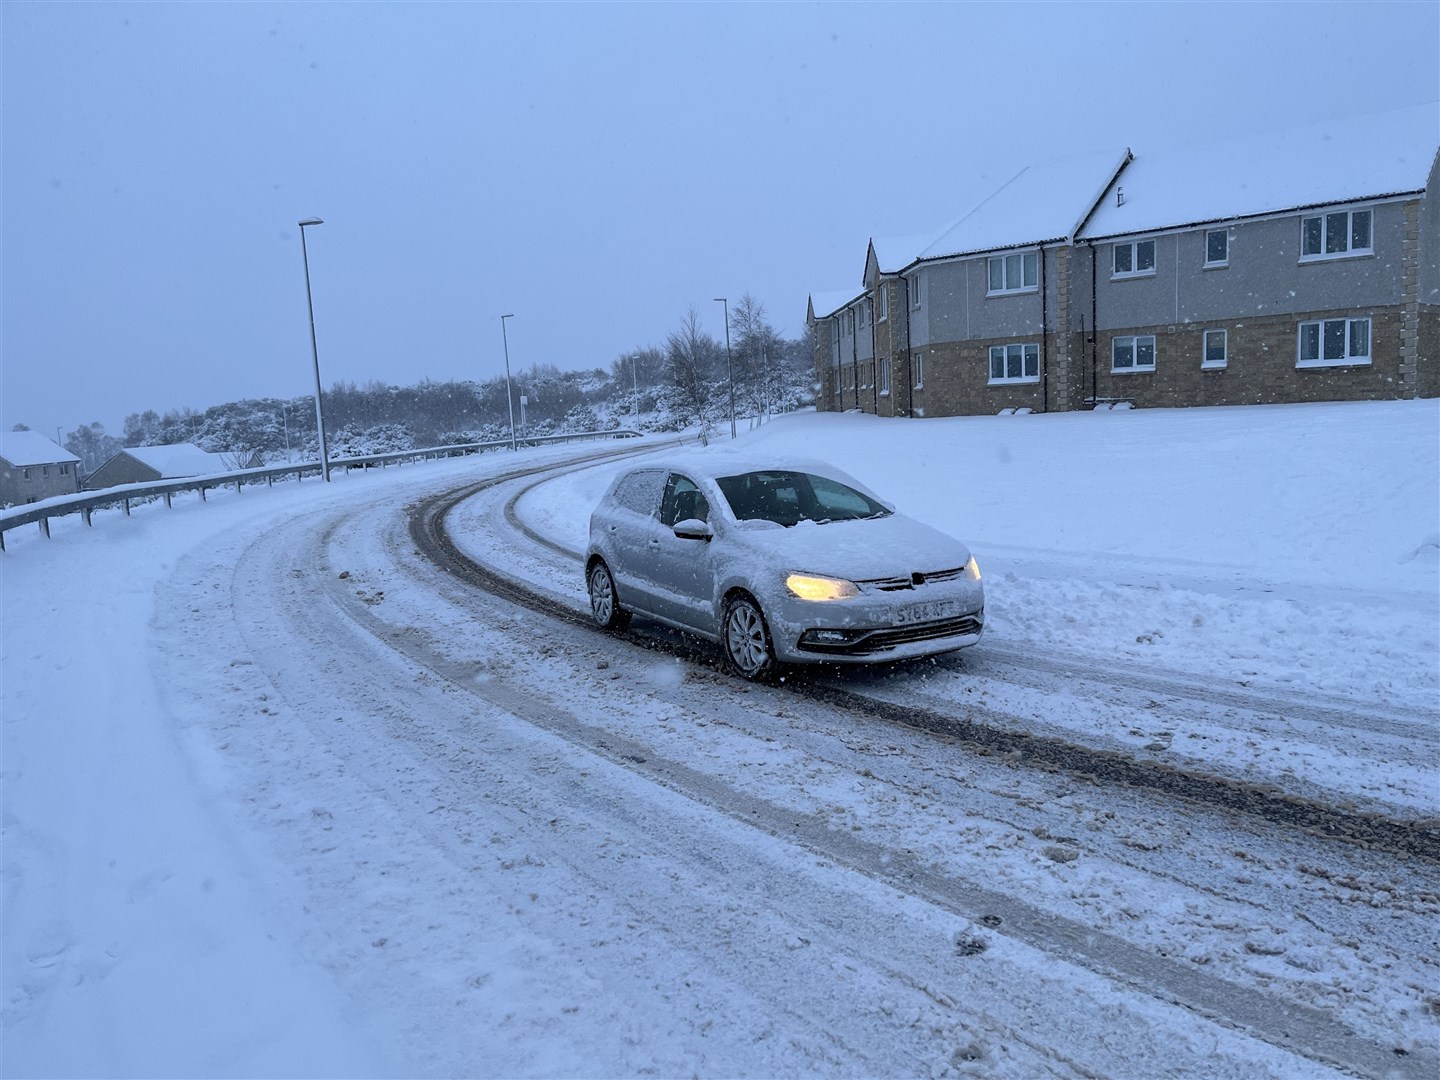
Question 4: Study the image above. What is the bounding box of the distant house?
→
[0,432,83,506]
[84,443,260,491]
[809,102,1439,415]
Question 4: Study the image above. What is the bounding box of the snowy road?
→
[5,405,1438,1077]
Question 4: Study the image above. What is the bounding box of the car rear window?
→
[715,470,889,527]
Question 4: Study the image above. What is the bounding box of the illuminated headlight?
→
[785,573,859,601]
[964,556,981,581]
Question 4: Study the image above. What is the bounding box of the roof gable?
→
[918,148,1132,262]
[808,290,862,321]
[869,233,935,276]
[1079,102,1439,240]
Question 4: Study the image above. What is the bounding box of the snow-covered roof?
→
[1079,102,1440,240]
[123,443,232,477]
[869,234,933,275]
[0,431,80,467]
[808,290,862,321]
[917,148,1132,262]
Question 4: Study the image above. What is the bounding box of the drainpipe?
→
[850,308,858,411]
[904,275,914,417]
[1040,246,1049,413]
[1089,242,1099,406]
[871,292,880,415]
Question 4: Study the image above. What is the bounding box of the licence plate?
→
[894,599,961,625]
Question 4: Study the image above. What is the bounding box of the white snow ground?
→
[3,401,1438,1078]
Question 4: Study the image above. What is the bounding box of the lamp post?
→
[713,297,736,439]
[298,217,331,482]
[500,314,517,451]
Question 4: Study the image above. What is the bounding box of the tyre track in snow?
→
[208,463,1325,1078]
[391,464,1440,1078]
[466,470,1440,864]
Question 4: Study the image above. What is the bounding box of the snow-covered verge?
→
[3,404,1437,1078]
[503,401,1440,816]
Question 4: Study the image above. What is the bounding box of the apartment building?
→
[810,103,1439,415]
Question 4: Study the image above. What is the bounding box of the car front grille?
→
[797,613,983,656]
[857,566,968,592]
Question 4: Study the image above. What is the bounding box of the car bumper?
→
[765,581,986,665]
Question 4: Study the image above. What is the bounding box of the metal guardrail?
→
[0,429,641,551]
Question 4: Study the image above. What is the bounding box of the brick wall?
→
[1083,308,1409,409]
[910,336,1052,416]
[1419,308,1440,399]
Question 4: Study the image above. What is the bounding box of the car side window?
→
[659,473,710,527]
[611,469,666,516]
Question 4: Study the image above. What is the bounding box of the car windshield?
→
[715,470,891,527]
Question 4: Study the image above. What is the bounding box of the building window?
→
[877,287,888,322]
[987,252,1038,294]
[1112,335,1156,372]
[859,300,869,330]
[913,352,925,389]
[989,342,1040,383]
[42,465,50,477]
[1205,229,1229,267]
[1112,239,1156,278]
[879,358,891,396]
[849,365,857,390]
[1202,329,1228,368]
[22,468,31,481]
[60,463,69,475]
[910,274,922,309]
[1300,209,1372,260]
[845,310,855,335]
[1297,317,1371,366]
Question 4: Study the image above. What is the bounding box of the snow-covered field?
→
[3,402,1438,1078]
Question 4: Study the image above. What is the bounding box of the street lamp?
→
[298,217,331,481]
[500,314,517,451]
[630,353,639,427]
[714,297,737,439]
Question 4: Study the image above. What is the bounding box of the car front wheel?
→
[722,593,776,680]
[587,560,631,631]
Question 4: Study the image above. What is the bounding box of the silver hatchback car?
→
[585,454,984,679]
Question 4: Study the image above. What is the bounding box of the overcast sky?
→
[3,1,1437,440]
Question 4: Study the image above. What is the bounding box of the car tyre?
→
[587,560,631,631]
[722,593,776,681]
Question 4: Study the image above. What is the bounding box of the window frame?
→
[876,286,887,322]
[1299,208,1373,262]
[659,473,710,527]
[913,352,924,389]
[1296,316,1372,368]
[1204,229,1229,268]
[987,251,1039,296]
[1202,328,1228,369]
[909,274,922,310]
[879,358,891,396]
[1112,239,1157,279]
[988,342,1040,384]
[1111,334,1157,373]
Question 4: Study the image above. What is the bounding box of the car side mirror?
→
[672,518,713,541]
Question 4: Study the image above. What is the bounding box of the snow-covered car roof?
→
[627,450,883,494]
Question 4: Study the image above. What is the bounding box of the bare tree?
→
[728,292,784,424]
[666,306,722,441]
